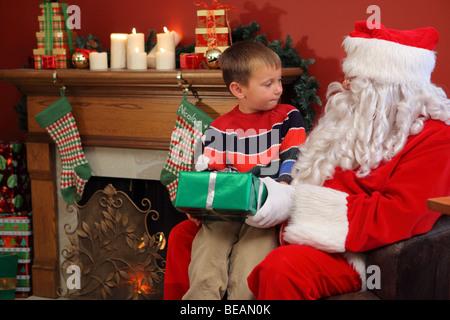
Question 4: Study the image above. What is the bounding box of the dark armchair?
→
[329,197,450,300]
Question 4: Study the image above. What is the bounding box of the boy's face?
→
[236,65,283,114]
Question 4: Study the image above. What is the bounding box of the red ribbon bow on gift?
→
[194,0,238,12]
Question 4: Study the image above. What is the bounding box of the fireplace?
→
[0,68,302,298]
[57,177,184,300]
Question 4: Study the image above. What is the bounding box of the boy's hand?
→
[186,213,202,227]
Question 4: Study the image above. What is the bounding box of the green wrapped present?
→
[0,253,18,300]
[175,171,267,221]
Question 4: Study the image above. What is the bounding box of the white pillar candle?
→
[89,52,108,70]
[110,33,127,69]
[169,30,181,47]
[128,47,147,70]
[148,27,180,69]
[156,29,175,53]
[127,28,145,69]
[156,48,175,70]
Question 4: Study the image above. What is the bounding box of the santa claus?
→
[164,21,450,300]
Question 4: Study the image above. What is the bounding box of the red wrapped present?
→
[195,27,229,48]
[194,1,236,53]
[180,53,206,69]
[197,9,228,28]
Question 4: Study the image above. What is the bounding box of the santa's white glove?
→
[245,177,294,228]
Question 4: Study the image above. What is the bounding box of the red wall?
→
[1,0,449,142]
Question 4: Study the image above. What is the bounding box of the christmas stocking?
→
[160,98,213,204]
[35,96,91,204]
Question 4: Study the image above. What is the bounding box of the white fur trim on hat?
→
[283,184,349,253]
[342,36,436,85]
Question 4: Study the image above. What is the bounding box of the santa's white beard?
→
[291,77,450,186]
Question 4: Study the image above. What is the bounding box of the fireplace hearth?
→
[57,178,183,300]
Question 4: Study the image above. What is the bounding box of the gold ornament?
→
[205,48,222,69]
[72,52,89,69]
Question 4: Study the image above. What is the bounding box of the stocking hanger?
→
[53,70,66,97]
[177,71,201,101]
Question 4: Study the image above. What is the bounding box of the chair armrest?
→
[366,214,450,299]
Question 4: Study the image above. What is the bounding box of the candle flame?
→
[132,28,136,34]
[135,47,139,53]
[160,48,166,53]
[163,26,169,33]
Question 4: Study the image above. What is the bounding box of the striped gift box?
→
[39,2,65,15]
[36,31,76,50]
[33,50,72,69]
[38,15,66,32]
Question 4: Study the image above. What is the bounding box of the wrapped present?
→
[36,31,77,50]
[39,2,65,15]
[180,53,206,69]
[0,247,31,263]
[194,1,236,55]
[197,9,229,28]
[34,2,75,69]
[0,252,18,300]
[0,217,31,232]
[0,143,31,216]
[0,235,32,248]
[195,27,229,49]
[175,171,267,220]
[38,15,66,33]
[33,49,72,69]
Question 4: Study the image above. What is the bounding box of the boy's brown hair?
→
[219,41,282,89]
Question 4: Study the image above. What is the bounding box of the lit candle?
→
[127,28,145,69]
[156,47,175,70]
[128,47,147,70]
[89,52,108,70]
[165,26,181,47]
[110,33,127,69]
[157,27,175,52]
[149,27,181,68]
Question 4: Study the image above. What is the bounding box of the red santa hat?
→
[342,21,439,85]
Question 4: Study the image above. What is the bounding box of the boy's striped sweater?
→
[203,104,306,183]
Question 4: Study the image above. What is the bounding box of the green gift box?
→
[175,171,267,221]
[0,253,18,300]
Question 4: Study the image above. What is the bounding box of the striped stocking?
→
[160,99,212,204]
[35,96,91,204]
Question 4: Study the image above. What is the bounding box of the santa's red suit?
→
[163,22,450,300]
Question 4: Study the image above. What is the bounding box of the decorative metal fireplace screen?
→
[58,184,166,300]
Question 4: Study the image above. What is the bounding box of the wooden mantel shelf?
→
[0,68,302,96]
[0,67,302,298]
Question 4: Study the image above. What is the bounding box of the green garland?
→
[147,21,322,131]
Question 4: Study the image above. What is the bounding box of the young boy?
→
[182,41,306,300]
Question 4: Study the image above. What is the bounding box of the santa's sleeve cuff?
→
[283,184,349,253]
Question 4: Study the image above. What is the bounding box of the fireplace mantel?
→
[0,68,302,298]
